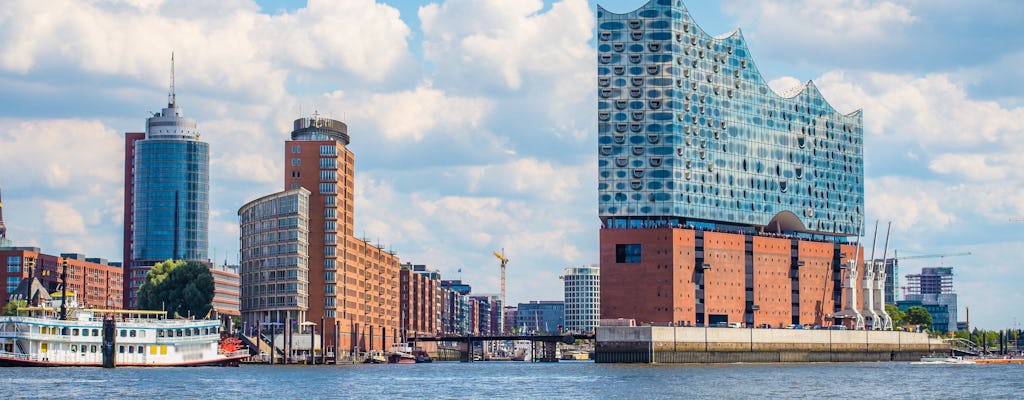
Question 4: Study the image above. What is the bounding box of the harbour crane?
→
[493,248,509,333]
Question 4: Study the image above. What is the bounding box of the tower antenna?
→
[168,52,176,108]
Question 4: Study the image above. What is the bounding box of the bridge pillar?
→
[541,342,559,362]
[459,340,472,363]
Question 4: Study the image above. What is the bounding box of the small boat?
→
[386,343,416,364]
[363,350,386,364]
[412,349,432,363]
[913,356,975,365]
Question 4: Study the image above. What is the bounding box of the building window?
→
[291,158,301,166]
[615,244,642,263]
[325,247,335,257]
[325,297,336,307]
[325,221,336,232]
[320,170,336,181]
[290,183,300,190]
[325,208,336,219]
[325,196,336,206]
[319,183,336,194]
[325,233,336,244]
[319,145,337,156]
[320,158,336,169]
[291,145,301,154]
[325,285,335,295]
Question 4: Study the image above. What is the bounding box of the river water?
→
[1,361,1021,399]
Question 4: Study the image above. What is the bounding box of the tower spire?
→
[168,52,176,108]
[0,179,7,240]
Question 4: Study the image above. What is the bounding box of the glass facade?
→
[238,188,311,328]
[597,0,863,236]
[132,139,209,262]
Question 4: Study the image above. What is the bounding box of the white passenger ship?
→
[0,306,249,367]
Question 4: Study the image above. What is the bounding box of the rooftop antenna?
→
[168,52,176,108]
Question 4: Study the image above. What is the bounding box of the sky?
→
[1,0,1022,330]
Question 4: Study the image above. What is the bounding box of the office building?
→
[241,114,400,356]
[562,264,600,333]
[124,58,209,308]
[440,280,473,335]
[898,267,957,333]
[516,301,565,334]
[598,0,866,328]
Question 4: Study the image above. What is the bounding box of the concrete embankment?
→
[595,326,949,363]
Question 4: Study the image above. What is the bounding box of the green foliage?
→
[3,299,26,316]
[137,260,214,319]
[885,304,905,326]
[905,306,932,328]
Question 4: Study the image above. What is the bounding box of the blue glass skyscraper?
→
[124,56,209,308]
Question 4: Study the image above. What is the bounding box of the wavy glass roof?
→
[597,0,863,236]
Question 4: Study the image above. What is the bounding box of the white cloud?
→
[322,86,493,142]
[40,200,86,235]
[0,119,123,188]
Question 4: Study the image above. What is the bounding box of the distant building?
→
[399,263,441,340]
[1,248,123,310]
[238,188,310,330]
[516,301,565,334]
[124,58,210,308]
[470,295,492,335]
[503,306,518,334]
[441,280,473,335]
[898,267,957,333]
[210,263,240,328]
[562,265,600,333]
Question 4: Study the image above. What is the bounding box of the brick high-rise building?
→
[2,249,123,310]
[241,114,400,356]
[597,0,868,329]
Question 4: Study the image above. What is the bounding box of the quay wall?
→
[595,326,949,363]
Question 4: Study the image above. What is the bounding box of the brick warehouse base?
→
[594,326,947,364]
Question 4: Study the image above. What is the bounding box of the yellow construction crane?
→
[493,248,509,332]
[898,251,972,261]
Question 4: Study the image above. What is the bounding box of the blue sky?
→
[1,0,1023,329]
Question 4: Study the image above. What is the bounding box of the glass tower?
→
[126,59,209,307]
[597,0,863,236]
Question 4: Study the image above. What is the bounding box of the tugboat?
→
[386,343,416,364]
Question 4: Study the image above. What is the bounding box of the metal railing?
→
[946,337,989,357]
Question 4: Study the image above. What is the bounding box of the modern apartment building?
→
[238,188,310,330]
[597,0,866,328]
[562,265,600,333]
[210,263,241,327]
[124,59,209,308]
[241,114,401,356]
[898,267,957,333]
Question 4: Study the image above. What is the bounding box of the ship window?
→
[186,329,192,337]
[92,329,99,336]
[150,346,158,355]
[119,330,126,337]
[138,346,144,354]
[81,329,88,337]
[91,345,97,353]
[160,346,167,355]
[41,343,48,353]
[73,328,79,336]
[129,346,134,354]
[71,345,78,352]
[158,330,165,338]
[130,330,137,337]
[176,330,182,337]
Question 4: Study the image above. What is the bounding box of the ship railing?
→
[0,350,34,361]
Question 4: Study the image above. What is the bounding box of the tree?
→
[904,306,932,329]
[137,260,214,319]
[3,300,26,316]
[885,304,905,326]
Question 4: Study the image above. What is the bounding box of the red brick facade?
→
[600,227,864,328]
[2,249,123,310]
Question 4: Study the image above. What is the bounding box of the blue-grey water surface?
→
[1,361,1021,399]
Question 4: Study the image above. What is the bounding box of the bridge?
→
[411,333,595,362]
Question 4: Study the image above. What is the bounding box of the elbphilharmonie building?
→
[598,0,873,329]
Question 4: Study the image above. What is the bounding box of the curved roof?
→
[598,0,861,118]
